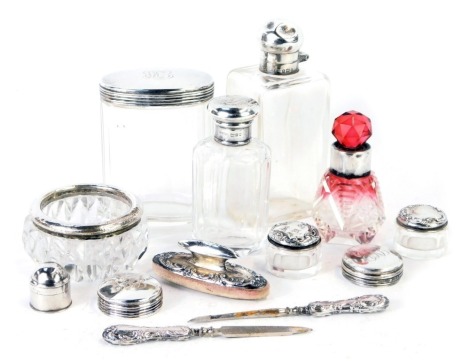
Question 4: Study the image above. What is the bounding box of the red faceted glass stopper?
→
[332,111,372,149]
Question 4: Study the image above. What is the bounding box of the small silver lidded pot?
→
[97,273,163,318]
[30,262,72,312]
[394,204,448,259]
[342,245,404,287]
[266,221,322,279]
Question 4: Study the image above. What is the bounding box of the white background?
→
[1,0,468,359]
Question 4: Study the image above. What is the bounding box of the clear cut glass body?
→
[312,171,385,245]
[227,66,329,223]
[266,243,321,279]
[23,194,148,282]
[192,138,271,255]
[393,226,447,259]
[101,102,210,222]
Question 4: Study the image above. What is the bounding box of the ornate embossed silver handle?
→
[103,325,310,345]
[188,294,390,323]
[304,294,389,317]
[103,325,194,345]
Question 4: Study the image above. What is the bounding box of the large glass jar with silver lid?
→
[192,96,271,255]
[100,69,214,222]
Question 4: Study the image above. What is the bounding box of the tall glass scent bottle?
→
[192,96,271,255]
[227,20,330,223]
[312,111,385,245]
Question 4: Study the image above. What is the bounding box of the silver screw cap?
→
[208,95,259,125]
[209,96,259,146]
[261,20,304,54]
[259,20,309,75]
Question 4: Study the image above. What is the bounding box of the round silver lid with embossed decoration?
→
[342,245,403,287]
[396,204,448,231]
[100,69,214,107]
[268,221,321,250]
[97,273,163,318]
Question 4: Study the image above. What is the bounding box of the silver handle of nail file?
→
[189,294,389,323]
[103,325,312,345]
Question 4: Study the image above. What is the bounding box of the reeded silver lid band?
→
[100,69,214,107]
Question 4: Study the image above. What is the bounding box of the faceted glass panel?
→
[312,171,385,245]
[332,111,371,149]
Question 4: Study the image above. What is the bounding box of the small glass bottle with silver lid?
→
[227,20,330,223]
[100,69,214,222]
[394,204,448,259]
[266,221,322,279]
[192,95,271,255]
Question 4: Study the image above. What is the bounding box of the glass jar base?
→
[324,235,366,246]
[144,201,192,223]
[393,242,445,260]
[266,264,320,279]
[315,223,379,245]
[268,197,313,224]
[192,234,261,257]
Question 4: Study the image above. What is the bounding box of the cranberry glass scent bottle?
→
[192,96,271,255]
[227,20,330,223]
[312,111,385,245]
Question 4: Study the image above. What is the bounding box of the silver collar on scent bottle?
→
[330,142,371,178]
[208,95,259,146]
[260,20,309,75]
